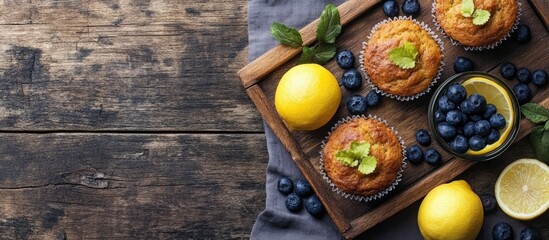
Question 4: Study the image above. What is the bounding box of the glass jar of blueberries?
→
[428,72,521,161]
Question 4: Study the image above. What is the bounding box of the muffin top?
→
[322,117,403,197]
[434,0,517,47]
[363,19,442,97]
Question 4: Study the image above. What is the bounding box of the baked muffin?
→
[362,19,443,99]
[322,116,404,198]
[433,0,518,48]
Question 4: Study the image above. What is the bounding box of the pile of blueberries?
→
[435,84,507,153]
[382,0,421,17]
[335,50,382,115]
[500,61,548,104]
[277,177,325,218]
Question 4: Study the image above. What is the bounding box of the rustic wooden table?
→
[0,1,546,239]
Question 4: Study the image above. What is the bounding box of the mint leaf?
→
[358,156,377,174]
[298,46,315,64]
[316,4,341,44]
[271,22,303,48]
[389,40,418,69]
[472,9,491,25]
[336,150,360,167]
[298,43,336,65]
[529,126,549,162]
[545,121,549,131]
[521,103,549,124]
[461,0,475,17]
[351,141,370,157]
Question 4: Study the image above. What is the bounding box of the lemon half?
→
[495,158,549,220]
[461,77,515,155]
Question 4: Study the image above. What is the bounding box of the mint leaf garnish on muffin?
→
[472,10,490,25]
[270,4,341,65]
[460,0,474,17]
[388,40,418,69]
[460,0,491,26]
[335,141,378,174]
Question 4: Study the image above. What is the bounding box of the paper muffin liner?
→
[359,16,445,102]
[431,0,522,51]
[319,115,407,202]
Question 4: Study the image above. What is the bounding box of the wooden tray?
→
[237,0,549,238]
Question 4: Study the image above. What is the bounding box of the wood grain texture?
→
[0,133,268,239]
[238,0,549,238]
[0,0,261,132]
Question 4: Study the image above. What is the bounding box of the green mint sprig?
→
[335,141,377,175]
[521,103,549,162]
[270,4,341,65]
[461,0,491,26]
[388,40,418,69]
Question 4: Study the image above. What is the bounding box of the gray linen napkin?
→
[247,0,344,239]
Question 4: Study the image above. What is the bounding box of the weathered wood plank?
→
[0,133,267,239]
[0,0,261,132]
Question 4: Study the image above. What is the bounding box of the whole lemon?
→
[418,180,484,240]
[274,64,341,131]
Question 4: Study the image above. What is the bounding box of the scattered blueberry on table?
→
[493,222,514,240]
[304,195,325,218]
[415,129,432,146]
[285,193,303,212]
[365,90,381,107]
[513,83,532,104]
[516,67,532,83]
[513,24,532,44]
[383,0,399,17]
[336,50,355,69]
[520,226,540,240]
[480,193,497,212]
[342,68,362,90]
[277,177,294,195]
[407,145,424,164]
[531,69,548,87]
[453,56,474,73]
[402,0,420,17]
[294,179,313,197]
[500,62,517,80]
[347,95,368,115]
[424,147,442,166]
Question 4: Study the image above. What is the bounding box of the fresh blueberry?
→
[463,122,476,137]
[446,84,467,104]
[469,135,487,151]
[438,95,456,113]
[424,148,442,166]
[347,95,367,115]
[304,195,325,218]
[513,83,532,104]
[383,0,399,17]
[277,177,294,195]
[483,104,498,119]
[516,67,532,83]
[520,227,540,240]
[450,135,469,153]
[342,68,363,90]
[460,112,469,125]
[446,110,463,126]
[480,194,497,212]
[294,179,313,197]
[493,222,514,240]
[500,62,517,80]
[407,145,424,164]
[437,122,457,141]
[469,114,483,122]
[434,110,446,123]
[285,193,303,212]
[531,69,548,88]
[402,0,420,17]
[486,129,501,144]
[415,129,431,146]
[490,113,506,129]
[513,24,531,44]
[365,90,381,107]
[454,56,474,73]
[467,94,487,114]
[336,50,355,69]
[460,100,473,114]
[474,120,491,136]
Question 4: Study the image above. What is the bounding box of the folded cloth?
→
[247,0,344,239]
